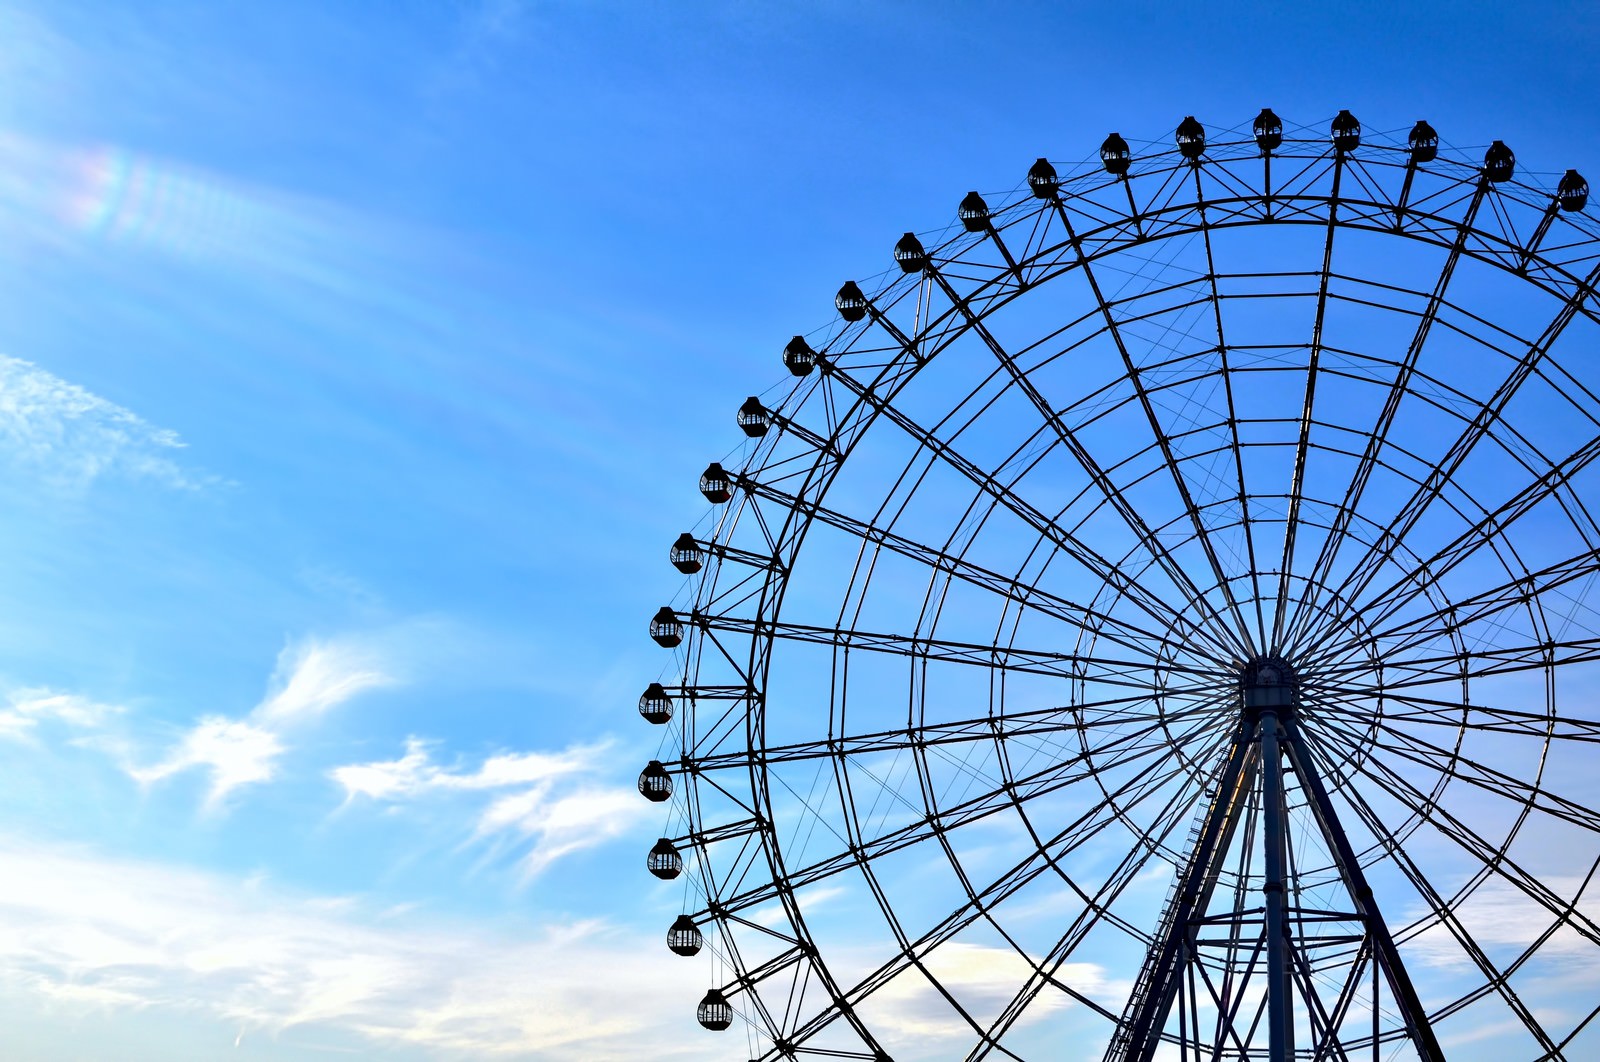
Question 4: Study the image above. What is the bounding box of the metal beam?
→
[1106,715,1258,1062]
[1259,709,1295,1061]
[1110,678,1449,1062]
[1283,717,1447,1061]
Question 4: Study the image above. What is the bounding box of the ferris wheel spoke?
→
[1282,390,1552,665]
[741,477,1174,658]
[1316,634,1600,691]
[775,732,1223,1055]
[1298,451,1600,667]
[1043,195,1257,658]
[818,365,1237,659]
[923,265,1251,660]
[686,711,1191,926]
[966,737,1227,1058]
[1269,149,1348,654]
[1336,690,1600,743]
[1305,548,1595,673]
[1305,706,1600,835]
[924,742,1217,1059]
[1292,258,1600,654]
[1323,732,1600,954]
[1281,181,1490,652]
[691,609,1205,686]
[1299,737,1568,1055]
[683,696,1217,774]
[1192,170,1271,652]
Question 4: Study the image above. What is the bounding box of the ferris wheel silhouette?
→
[639,109,1600,1061]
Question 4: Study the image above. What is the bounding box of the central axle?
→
[1239,655,1298,720]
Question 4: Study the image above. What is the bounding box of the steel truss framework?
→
[638,112,1600,1061]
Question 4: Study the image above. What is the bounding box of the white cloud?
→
[752,884,852,929]
[128,716,284,808]
[0,838,701,1060]
[254,638,394,726]
[1438,1011,1573,1050]
[0,353,202,489]
[1407,876,1600,970]
[332,739,652,879]
[865,941,1112,1048]
[134,635,397,807]
[330,735,435,801]
[332,736,595,801]
[0,687,119,740]
[479,784,646,879]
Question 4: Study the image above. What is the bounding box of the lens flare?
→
[69,145,256,256]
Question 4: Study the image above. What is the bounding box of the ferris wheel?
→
[636,109,1600,1061]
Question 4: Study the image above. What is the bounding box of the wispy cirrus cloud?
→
[1408,876,1600,969]
[332,738,652,879]
[0,353,204,490]
[842,941,1117,1058]
[0,837,698,1060]
[477,782,647,880]
[253,638,393,726]
[133,636,397,809]
[332,737,598,800]
[0,687,120,741]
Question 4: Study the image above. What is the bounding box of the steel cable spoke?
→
[1343,690,1600,743]
[816,360,1238,661]
[968,731,1240,1058]
[692,609,1216,685]
[1302,701,1600,840]
[1280,176,1489,652]
[1270,147,1345,652]
[1314,633,1600,689]
[1191,163,1271,652]
[921,264,1247,660]
[684,708,1190,924]
[1046,192,1257,658]
[688,698,1218,774]
[778,726,1226,1055]
[1296,455,1600,666]
[741,477,1175,658]
[1314,724,1600,954]
[1298,734,1566,1056]
[1331,713,1600,835]
[1309,546,1598,671]
[1289,258,1600,659]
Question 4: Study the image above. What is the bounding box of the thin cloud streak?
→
[332,736,599,800]
[1408,877,1600,969]
[0,353,204,490]
[134,635,398,808]
[332,738,653,879]
[861,942,1115,1056]
[0,687,120,741]
[255,639,394,726]
[0,838,701,1060]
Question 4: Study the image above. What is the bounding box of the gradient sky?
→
[1,2,1598,1059]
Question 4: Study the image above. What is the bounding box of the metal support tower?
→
[1106,659,1446,1062]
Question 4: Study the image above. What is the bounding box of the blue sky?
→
[1,2,1599,1059]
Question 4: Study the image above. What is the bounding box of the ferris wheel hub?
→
[1238,655,1298,718]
